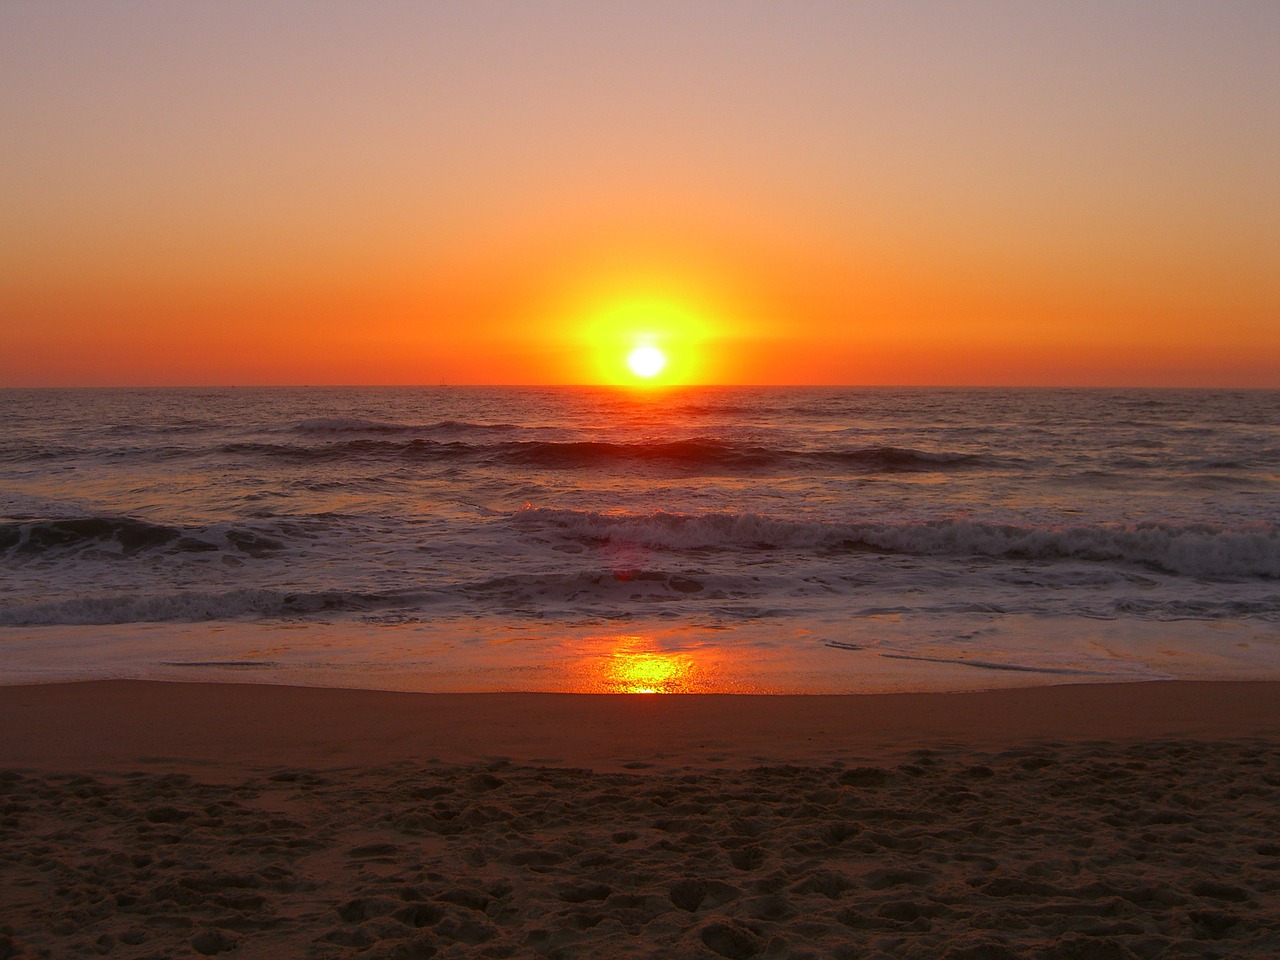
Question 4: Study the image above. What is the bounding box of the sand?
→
[2,680,1279,959]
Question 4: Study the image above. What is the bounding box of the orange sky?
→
[2,2,1277,387]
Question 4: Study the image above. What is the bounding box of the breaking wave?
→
[513,508,1280,579]
[0,587,430,626]
[0,517,293,560]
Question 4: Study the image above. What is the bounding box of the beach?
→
[3,680,1279,958]
[5,0,1280,953]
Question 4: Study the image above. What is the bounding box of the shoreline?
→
[4,678,1279,775]
[5,615,1278,696]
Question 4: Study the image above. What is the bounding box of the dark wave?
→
[0,444,84,464]
[0,517,286,560]
[514,508,1280,580]
[216,439,486,465]
[291,418,516,435]
[0,517,184,556]
[503,440,988,472]
[212,437,991,474]
[0,586,428,626]
[497,439,781,471]
[820,446,985,470]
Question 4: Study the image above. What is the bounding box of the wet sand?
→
[2,680,1279,958]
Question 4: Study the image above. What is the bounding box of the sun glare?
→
[627,345,667,378]
[574,287,719,386]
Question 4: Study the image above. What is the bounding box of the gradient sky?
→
[3,0,1277,386]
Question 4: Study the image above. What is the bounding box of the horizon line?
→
[3,382,1278,392]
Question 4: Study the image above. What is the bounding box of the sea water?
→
[1,387,1277,692]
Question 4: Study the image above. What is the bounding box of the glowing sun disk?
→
[627,345,667,378]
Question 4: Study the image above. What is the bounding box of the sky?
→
[2,0,1278,387]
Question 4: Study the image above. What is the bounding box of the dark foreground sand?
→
[2,680,1279,959]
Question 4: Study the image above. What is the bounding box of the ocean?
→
[1,386,1277,693]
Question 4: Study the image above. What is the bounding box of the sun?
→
[626,344,667,378]
[575,288,718,384]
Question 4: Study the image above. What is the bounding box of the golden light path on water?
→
[600,636,696,694]
[569,634,742,694]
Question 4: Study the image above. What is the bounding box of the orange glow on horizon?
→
[3,5,1278,388]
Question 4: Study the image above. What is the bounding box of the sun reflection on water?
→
[605,644,694,694]
[569,633,759,694]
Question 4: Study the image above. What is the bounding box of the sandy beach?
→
[3,680,1279,958]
